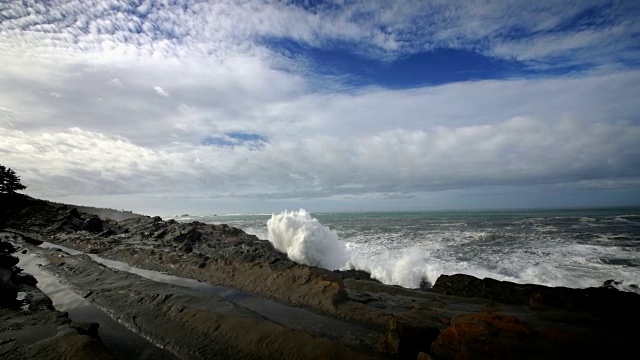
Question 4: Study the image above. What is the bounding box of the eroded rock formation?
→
[2,193,639,360]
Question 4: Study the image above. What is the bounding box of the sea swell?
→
[265,209,640,292]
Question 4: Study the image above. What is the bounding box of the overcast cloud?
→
[0,0,638,214]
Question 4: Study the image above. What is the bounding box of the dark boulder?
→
[334,269,378,282]
[12,271,38,287]
[433,274,530,305]
[0,241,19,307]
[0,253,19,268]
[53,208,104,233]
[84,215,104,233]
[600,279,621,289]
[434,274,640,319]
[0,241,16,254]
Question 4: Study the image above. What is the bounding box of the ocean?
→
[171,207,640,293]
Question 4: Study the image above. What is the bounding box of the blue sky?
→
[0,0,639,215]
[267,39,532,88]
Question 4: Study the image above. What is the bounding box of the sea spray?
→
[346,250,444,288]
[267,209,351,270]
[267,210,447,288]
[200,209,640,292]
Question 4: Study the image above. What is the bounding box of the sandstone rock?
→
[430,312,536,360]
[41,252,377,360]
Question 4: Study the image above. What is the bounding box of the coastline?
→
[2,193,639,359]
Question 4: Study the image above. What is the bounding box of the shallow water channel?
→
[17,251,178,360]
[37,242,379,349]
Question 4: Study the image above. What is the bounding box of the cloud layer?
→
[1,0,638,213]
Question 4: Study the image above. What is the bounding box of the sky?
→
[0,0,639,216]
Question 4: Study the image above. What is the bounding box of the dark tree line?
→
[0,165,26,194]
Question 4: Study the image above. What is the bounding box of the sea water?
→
[171,208,640,293]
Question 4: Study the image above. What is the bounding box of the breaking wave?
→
[266,209,640,292]
[266,209,501,288]
[267,209,350,270]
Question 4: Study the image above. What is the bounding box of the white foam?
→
[266,210,506,288]
[346,249,444,288]
[265,210,640,291]
[267,210,350,270]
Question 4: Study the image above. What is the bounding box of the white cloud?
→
[0,0,638,212]
[0,1,637,68]
[2,112,638,201]
[109,78,126,87]
[153,86,169,97]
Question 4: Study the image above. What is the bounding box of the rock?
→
[430,312,536,360]
[434,273,640,318]
[427,310,631,359]
[419,279,432,290]
[0,236,113,360]
[0,253,19,268]
[601,279,622,289]
[28,330,114,360]
[0,267,18,306]
[21,284,55,311]
[0,241,16,254]
[41,253,377,360]
[73,322,101,338]
[528,285,640,318]
[377,318,440,359]
[334,269,378,282]
[433,274,530,305]
[12,271,38,287]
[416,352,434,360]
[51,208,104,233]
[0,241,19,306]
[98,228,118,237]
[84,216,104,233]
[20,233,44,245]
[4,194,640,359]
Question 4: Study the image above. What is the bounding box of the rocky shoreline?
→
[1,193,639,359]
[0,234,113,359]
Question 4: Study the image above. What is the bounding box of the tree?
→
[0,165,27,194]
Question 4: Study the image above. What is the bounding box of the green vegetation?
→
[0,165,26,194]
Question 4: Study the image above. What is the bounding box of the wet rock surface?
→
[433,273,640,318]
[2,193,640,359]
[37,250,377,360]
[0,235,113,360]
